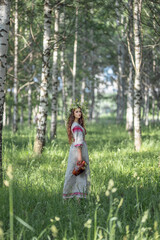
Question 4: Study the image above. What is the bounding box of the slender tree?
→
[72,3,78,102]
[13,0,18,132]
[34,0,52,154]
[0,0,11,184]
[134,0,142,151]
[50,5,59,139]
[126,0,134,136]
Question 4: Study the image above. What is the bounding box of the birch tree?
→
[50,6,59,139]
[72,3,78,102]
[134,0,142,151]
[13,0,18,132]
[34,0,52,154]
[126,0,134,136]
[60,4,67,121]
[0,0,11,184]
[116,2,125,124]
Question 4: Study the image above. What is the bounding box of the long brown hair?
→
[67,107,87,144]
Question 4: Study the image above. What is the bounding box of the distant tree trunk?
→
[60,4,67,121]
[152,47,156,123]
[126,0,134,136]
[152,92,155,123]
[20,105,23,125]
[3,101,6,127]
[50,6,59,140]
[116,2,125,124]
[89,77,95,120]
[28,83,32,125]
[7,102,12,125]
[144,74,149,126]
[34,0,52,154]
[60,49,67,120]
[13,0,18,133]
[72,4,78,102]
[126,61,134,135]
[81,76,86,104]
[117,43,125,123]
[0,0,11,184]
[134,0,142,151]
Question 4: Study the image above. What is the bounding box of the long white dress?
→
[63,122,91,199]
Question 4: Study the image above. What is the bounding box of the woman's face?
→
[74,108,82,119]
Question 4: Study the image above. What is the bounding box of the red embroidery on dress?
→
[72,126,83,133]
[75,144,83,147]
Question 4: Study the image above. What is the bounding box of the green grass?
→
[1,119,160,239]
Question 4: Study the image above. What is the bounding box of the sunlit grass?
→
[1,119,160,239]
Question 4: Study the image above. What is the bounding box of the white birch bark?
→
[50,7,59,139]
[13,0,18,132]
[134,0,142,151]
[81,77,86,104]
[0,0,11,183]
[34,0,52,154]
[126,0,134,136]
[72,4,78,102]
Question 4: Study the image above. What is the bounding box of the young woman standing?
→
[63,105,90,200]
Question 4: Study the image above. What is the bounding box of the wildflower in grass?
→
[108,179,114,190]
[141,210,149,223]
[84,219,92,228]
[55,216,60,221]
[4,180,9,187]
[0,227,4,240]
[0,222,4,240]
[50,219,54,222]
[133,172,138,178]
[6,165,13,180]
[105,190,110,197]
[98,229,103,240]
[118,198,123,208]
[111,187,117,193]
[51,225,58,237]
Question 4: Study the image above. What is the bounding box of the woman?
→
[63,105,90,200]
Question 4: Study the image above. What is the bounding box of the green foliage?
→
[1,120,160,239]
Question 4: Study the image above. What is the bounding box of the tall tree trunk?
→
[134,0,142,151]
[13,0,18,133]
[50,6,59,139]
[20,105,23,125]
[0,0,11,184]
[60,4,67,121]
[126,61,134,135]
[152,92,155,123]
[28,83,32,125]
[81,36,87,104]
[89,77,95,120]
[126,0,134,136]
[72,4,78,102]
[3,100,6,127]
[116,2,125,124]
[144,77,149,126]
[34,0,52,154]
[117,43,125,124]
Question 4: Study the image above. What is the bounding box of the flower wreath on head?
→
[65,99,88,127]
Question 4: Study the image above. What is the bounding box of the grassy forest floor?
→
[1,118,160,239]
